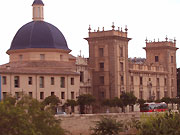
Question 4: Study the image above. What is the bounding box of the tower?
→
[32,0,44,21]
[85,24,131,101]
[144,37,178,98]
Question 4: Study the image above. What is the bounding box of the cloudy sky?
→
[0,0,180,67]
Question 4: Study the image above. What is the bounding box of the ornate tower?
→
[144,37,178,98]
[85,24,131,101]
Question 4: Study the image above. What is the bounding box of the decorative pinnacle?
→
[145,37,148,43]
[102,27,104,31]
[88,25,91,32]
[125,25,128,32]
[97,27,100,32]
[165,35,168,41]
[174,37,176,43]
[112,22,115,30]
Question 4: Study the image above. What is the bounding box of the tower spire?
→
[32,0,44,21]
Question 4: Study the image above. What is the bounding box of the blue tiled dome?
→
[9,21,70,51]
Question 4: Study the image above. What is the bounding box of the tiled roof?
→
[32,0,44,6]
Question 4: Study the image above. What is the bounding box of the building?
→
[0,0,178,108]
[0,0,80,112]
[85,24,178,101]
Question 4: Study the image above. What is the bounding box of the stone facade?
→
[85,25,178,100]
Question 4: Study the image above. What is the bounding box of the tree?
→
[134,112,180,135]
[77,94,96,114]
[161,97,171,104]
[137,99,146,106]
[42,95,61,114]
[65,99,77,113]
[0,95,65,135]
[91,117,124,135]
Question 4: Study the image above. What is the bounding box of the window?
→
[71,78,74,85]
[171,67,174,74]
[39,76,44,88]
[71,92,74,99]
[140,77,143,85]
[2,76,6,85]
[80,72,84,82]
[121,76,124,85]
[164,78,167,86]
[3,92,7,99]
[60,77,65,88]
[171,79,174,86]
[120,62,123,72]
[60,55,63,60]
[139,91,143,99]
[99,62,104,70]
[149,78,151,81]
[15,92,20,100]
[14,76,20,88]
[101,92,105,98]
[19,55,23,61]
[156,91,160,100]
[28,77,32,85]
[157,78,160,86]
[120,47,123,57]
[99,48,104,57]
[99,76,104,84]
[164,91,168,97]
[51,92,55,96]
[131,76,133,85]
[29,92,32,98]
[155,56,159,62]
[51,77,54,85]
[171,56,173,63]
[40,92,44,99]
[37,7,40,18]
[40,54,45,60]
[61,92,65,99]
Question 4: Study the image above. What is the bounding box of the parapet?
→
[88,22,128,38]
[145,37,176,48]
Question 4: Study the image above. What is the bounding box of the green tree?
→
[77,94,96,114]
[0,95,65,135]
[134,112,180,135]
[161,97,171,104]
[42,95,61,114]
[91,117,124,135]
[65,99,77,113]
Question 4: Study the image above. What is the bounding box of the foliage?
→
[91,117,124,135]
[136,99,146,105]
[42,95,61,114]
[0,95,65,135]
[120,92,137,106]
[161,97,171,104]
[77,94,96,114]
[134,112,180,135]
[102,97,123,108]
[65,99,77,107]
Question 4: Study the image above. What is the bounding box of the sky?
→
[0,0,180,67]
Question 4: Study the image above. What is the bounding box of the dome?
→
[9,21,70,51]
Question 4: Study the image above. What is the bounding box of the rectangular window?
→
[99,62,104,70]
[60,55,63,60]
[121,76,124,85]
[40,92,44,99]
[164,78,167,86]
[19,55,23,61]
[29,92,32,98]
[140,77,143,85]
[99,76,104,84]
[39,76,44,88]
[120,47,123,57]
[60,77,65,88]
[155,56,159,62]
[80,71,84,82]
[71,92,75,99]
[156,91,160,100]
[171,56,173,63]
[15,92,20,100]
[120,62,123,72]
[131,76,133,85]
[171,67,174,74]
[51,77,54,85]
[101,92,105,98]
[51,92,55,96]
[164,91,168,97]
[2,76,7,85]
[99,48,104,57]
[40,54,45,60]
[3,92,7,99]
[149,78,151,81]
[157,78,160,86]
[61,92,65,99]
[14,76,20,88]
[71,78,74,85]
[28,77,32,85]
